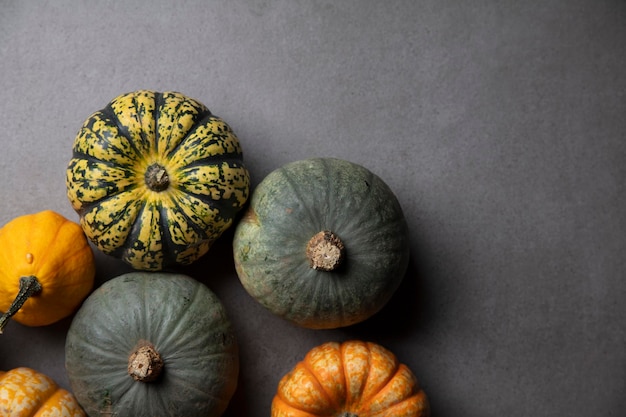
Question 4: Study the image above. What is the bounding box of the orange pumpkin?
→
[272,341,430,417]
[0,210,95,333]
[0,367,85,416]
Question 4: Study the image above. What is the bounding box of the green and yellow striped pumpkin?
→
[66,90,250,271]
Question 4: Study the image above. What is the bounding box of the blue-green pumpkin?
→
[233,157,410,329]
[65,272,238,417]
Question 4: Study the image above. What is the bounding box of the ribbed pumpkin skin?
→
[65,272,239,417]
[66,90,250,271]
[233,158,410,329]
[272,341,430,417]
[0,367,85,416]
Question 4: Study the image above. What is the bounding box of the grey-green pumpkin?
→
[233,157,410,329]
[65,272,238,417]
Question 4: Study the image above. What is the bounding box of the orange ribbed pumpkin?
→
[272,341,430,417]
[0,367,85,416]
[0,210,95,333]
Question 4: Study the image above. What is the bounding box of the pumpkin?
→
[66,90,250,271]
[65,272,239,417]
[0,367,85,416]
[272,340,430,417]
[233,157,410,329]
[0,210,95,333]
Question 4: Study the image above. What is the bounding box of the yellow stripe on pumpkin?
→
[166,190,232,238]
[66,158,138,207]
[156,91,208,157]
[123,199,164,271]
[73,112,138,166]
[79,193,144,252]
[176,163,250,204]
[172,118,243,162]
[109,90,157,156]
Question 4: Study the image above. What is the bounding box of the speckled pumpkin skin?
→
[0,367,85,416]
[233,158,410,329]
[64,272,239,417]
[66,90,250,271]
[272,341,430,417]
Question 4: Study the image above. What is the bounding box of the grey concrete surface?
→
[1,1,625,416]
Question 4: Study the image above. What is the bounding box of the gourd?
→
[233,157,410,329]
[65,272,239,417]
[0,367,85,416]
[66,90,250,271]
[272,340,430,417]
[0,210,95,333]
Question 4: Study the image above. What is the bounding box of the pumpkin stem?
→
[144,163,170,192]
[128,342,164,382]
[0,275,42,334]
[306,231,345,271]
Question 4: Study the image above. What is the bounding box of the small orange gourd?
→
[272,340,430,417]
[0,210,95,333]
[0,367,85,416]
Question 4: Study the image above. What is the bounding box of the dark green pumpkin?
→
[233,157,410,329]
[65,272,238,417]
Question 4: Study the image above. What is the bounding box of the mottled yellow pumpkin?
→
[272,341,430,417]
[0,210,95,333]
[0,367,85,416]
[66,90,250,271]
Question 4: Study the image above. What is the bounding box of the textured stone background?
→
[1,1,625,415]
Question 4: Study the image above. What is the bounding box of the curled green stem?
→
[0,275,42,334]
